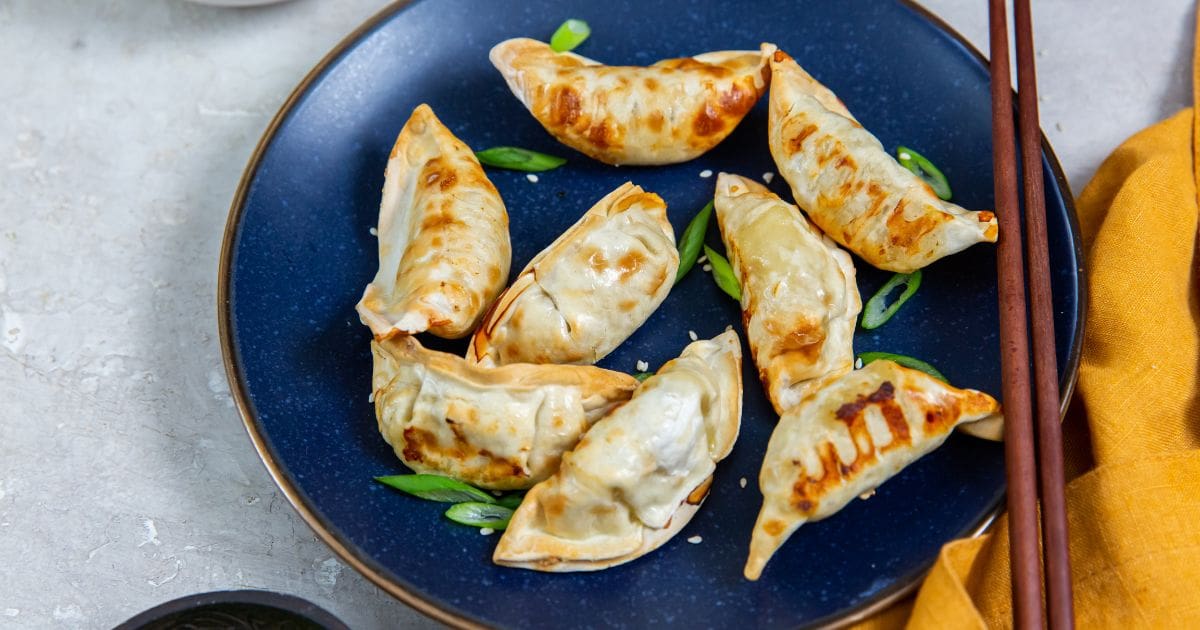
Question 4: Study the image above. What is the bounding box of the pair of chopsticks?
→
[987,0,1074,628]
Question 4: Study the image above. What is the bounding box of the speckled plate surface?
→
[218,1,1083,627]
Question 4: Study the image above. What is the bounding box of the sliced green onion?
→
[633,371,654,382]
[703,245,742,302]
[896,145,952,200]
[375,474,496,504]
[445,502,514,529]
[549,19,591,53]
[496,493,526,510]
[861,270,922,330]
[475,146,566,172]
[857,351,947,382]
[674,200,714,284]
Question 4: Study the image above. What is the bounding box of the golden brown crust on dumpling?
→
[744,360,1001,580]
[490,39,774,165]
[767,50,997,273]
[467,182,678,367]
[714,173,860,414]
[371,336,637,490]
[357,104,511,339]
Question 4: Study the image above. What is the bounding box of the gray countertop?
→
[0,1,1191,627]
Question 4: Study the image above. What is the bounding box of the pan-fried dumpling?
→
[494,331,742,571]
[371,335,637,490]
[357,104,511,339]
[490,38,774,166]
[714,173,860,414]
[744,360,1000,580]
[768,50,997,273]
[467,182,677,366]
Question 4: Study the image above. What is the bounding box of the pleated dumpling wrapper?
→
[371,335,638,490]
[356,104,511,339]
[767,50,997,273]
[490,38,774,166]
[744,360,1000,580]
[714,173,860,415]
[467,182,678,366]
[494,331,743,571]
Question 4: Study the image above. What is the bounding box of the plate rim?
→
[216,1,1086,628]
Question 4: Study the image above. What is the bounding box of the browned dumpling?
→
[714,173,860,414]
[768,50,997,273]
[356,104,511,339]
[371,336,637,490]
[467,182,677,367]
[744,360,1001,580]
[490,38,774,165]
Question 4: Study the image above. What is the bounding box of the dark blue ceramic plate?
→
[219,1,1083,627]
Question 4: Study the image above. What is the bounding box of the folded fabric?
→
[851,12,1200,629]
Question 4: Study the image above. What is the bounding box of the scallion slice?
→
[375,474,496,504]
[445,502,514,529]
[857,351,947,382]
[896,146,952,200]
[475,146,566,172]
[703,245,742,302]
[549,19,591,53]
[674,200,714,284]
[632,371,653,382]
[861,270,922,330]
[496,493,526,510]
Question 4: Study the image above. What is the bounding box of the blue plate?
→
[219,1,1083,627]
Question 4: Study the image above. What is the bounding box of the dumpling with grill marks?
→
[490,38,774,166]
[768,50,997,273]
[744,360,1000,580]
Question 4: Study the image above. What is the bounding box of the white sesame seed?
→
[859,489,876,500]
[854,358,863,369]
[491,490,503,496]
[636,360,649,372]
[761,172,774,183]
[898,151,912,160]
[367,391,375,403]
[697,254,708,264]
[702,264,713,272]
[687,535,703,544]
[699,169,713,178]
[479,527,495,535]
[526,173,539,183]
[369,227,378,236]
[688,330,698,341]
[739,477,747,489]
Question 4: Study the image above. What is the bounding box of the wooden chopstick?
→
[987,0,1048,627]
[1012,0,1075,627]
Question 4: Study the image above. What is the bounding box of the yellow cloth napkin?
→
[853,12,1200,630]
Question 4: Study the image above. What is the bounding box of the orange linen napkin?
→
[853,11,1200,630]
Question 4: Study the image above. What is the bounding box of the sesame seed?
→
[762,172,774,183]
[697,254,708,264]
[739,477,747,488]
[859,489,876,500]
[491,490,503,496]
[687,535,703,544]
[699,169,713,178]
[526,173,539,183]
[636,360,649,372]
[854,358,863,369]
[688,330,698,341]
[369,227,378,236]
[702,264,712,272]
[479,527,495,536]
[367,392,375,403]
[898,151,911,160]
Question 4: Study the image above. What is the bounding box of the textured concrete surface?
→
[0,1,1191,627]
